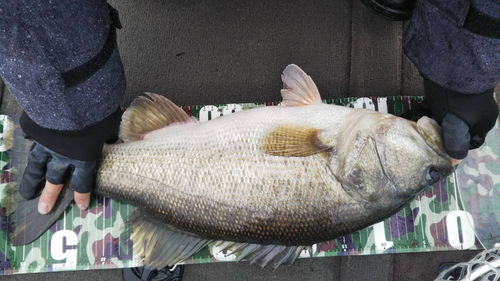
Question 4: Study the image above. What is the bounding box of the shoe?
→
[360,0,415,21]
[123,265,184,281]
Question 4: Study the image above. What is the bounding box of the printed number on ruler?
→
[222,104,243,115]
[446,211,475,250]
[350,98,376,111]
[299,244,317,257]
[373,221,394,254]
[377,98,388,114]
[51,230,78,270]
[198,106,221,122]
[212,245,237,261]
[199,104,244,122]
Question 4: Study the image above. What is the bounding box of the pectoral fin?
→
[263,124,332,157]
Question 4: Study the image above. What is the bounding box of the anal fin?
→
[127,211,313,270]
[223,242,311,269]
[127,211,212,269]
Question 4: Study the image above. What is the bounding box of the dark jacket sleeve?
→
[403,0,500,94]
[0,0,125,131]
[0,0,126,161]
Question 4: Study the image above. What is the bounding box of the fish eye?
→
[426,167,440,185]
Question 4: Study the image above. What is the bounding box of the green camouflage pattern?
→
[0,96,490,275]
[455,110,500,251]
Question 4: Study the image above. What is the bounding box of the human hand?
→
[18,107,122,215]
[401,78,499,165]
[19,142,97,214]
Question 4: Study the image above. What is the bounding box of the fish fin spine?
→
[119,93,196,142]
[280,64,322,107]
[127,211,211,269]
[219,241,310,269]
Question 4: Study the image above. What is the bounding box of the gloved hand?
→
[1,2,125,215]
[19,142,98,214]
[18,107,122,215]
[401,78,499,162]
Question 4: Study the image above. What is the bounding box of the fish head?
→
[374,115,454,196]
[336,112,453,210]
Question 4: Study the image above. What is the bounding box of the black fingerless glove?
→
[401,78,499,159]
[18,107,122,199]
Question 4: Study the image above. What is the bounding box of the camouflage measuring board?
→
[0,96,491,275]
[455,113,500,251]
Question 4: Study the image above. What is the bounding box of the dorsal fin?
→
[119,93,197,142]
[280,64,322,106]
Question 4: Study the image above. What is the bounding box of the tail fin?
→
[3,182,74,246]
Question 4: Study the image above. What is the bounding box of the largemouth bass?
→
[5,64,453,269]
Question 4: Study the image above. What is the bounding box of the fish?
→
[3,64,453,269]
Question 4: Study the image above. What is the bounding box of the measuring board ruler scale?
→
[0,96,487,275]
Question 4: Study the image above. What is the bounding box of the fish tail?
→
[2,182,74,246]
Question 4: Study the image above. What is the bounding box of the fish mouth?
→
[409,118,455,188]
[408,117,454,175]
[414,116,451,160]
